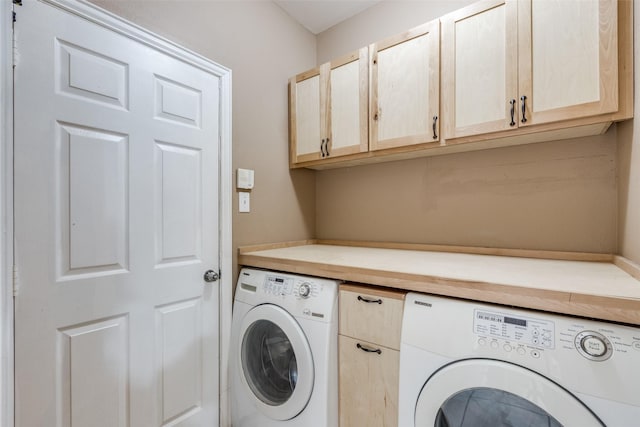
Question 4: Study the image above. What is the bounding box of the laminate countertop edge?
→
[238,243,640,326]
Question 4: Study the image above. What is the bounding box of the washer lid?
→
[238,304,314,421]
[416,359,603,427]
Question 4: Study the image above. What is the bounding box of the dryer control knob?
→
[299,283,312,298]
[575,330,613,361]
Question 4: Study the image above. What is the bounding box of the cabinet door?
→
[518,0,618,126]
[442,0,518,139]
[339,336,399,427]
[327,47,369,158]
[370,20,440,151]
[289,69,323,164]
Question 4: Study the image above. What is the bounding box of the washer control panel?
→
[262,275,321,299]
[263,274,294,296]
[236,269,338,323]
[474,309,555,349]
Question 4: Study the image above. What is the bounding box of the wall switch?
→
[237,168,255,190]
[239,192,250,213]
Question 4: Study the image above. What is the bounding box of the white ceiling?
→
[274,0,383,34]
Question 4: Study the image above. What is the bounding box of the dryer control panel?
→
[474,309,555,349]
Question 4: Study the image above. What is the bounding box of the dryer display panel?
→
[264,275,294,296]
[474,309,555,349]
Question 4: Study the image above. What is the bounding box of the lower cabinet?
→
[339,285,405,427]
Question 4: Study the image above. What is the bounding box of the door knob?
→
[203,270,219,283]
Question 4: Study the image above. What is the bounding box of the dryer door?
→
[415,359,603,427]
[238,304,314,421]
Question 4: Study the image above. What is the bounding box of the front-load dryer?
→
[398,293,640,427]
[230,268,339,427]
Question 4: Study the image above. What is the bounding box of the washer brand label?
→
[414,300,432,307]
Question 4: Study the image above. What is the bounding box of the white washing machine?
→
[230,268,339,427]
[399,293,640,427]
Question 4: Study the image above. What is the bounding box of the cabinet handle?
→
[357,295,382,304]
[320,139,326,157]
[432,115,438,139]
[509,99,516,126]
[520,95,527,123]
[325,137,330,156]
[357,343,382,354]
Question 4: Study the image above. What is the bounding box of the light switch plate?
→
[239,192,250,213]
[237,168,255,190]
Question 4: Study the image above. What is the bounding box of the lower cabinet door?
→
[339,335,399,427]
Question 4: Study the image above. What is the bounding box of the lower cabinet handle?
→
[357,295,382,304]
[357,343,382,354]
[520,95,527,123]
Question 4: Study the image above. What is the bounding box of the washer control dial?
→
[575,331,613,361]
[298,282,312,298]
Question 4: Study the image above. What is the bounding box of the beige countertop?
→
[238,241,640,325]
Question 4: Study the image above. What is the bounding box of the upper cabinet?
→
[289,48,368,166]
[370,20,440,150]
[288,0,632,170]
[519,0,618,125]
[441,0,518,139]
[442,0,619,140]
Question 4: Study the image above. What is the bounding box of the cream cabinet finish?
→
[519,0,618,125]
[443,0,619,140]
[339,285,405,427]
[289,48,368,165]
[339,336,400,427]
[290,69,322,163]
[442,0,518,139]
[288,0,631,170]
[339,287,404,349]
[370,20,440,151]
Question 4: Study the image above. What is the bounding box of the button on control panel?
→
[298,282,312,298]
[575,330,613,361]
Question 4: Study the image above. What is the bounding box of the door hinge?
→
[12,23,18,68]
[12,265,19,297]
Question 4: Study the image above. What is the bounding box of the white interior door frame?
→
[0,1,15,426]
[1,1,233,426]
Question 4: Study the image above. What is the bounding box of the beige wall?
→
[317,0,476,64]
[315,0,619,254]
[617,0,640,264]
[91,0,318,279]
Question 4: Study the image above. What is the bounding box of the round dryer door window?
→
[238,304,314,421]
[415,359,604,427]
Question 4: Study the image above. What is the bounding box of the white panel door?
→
[13,1,221,426]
